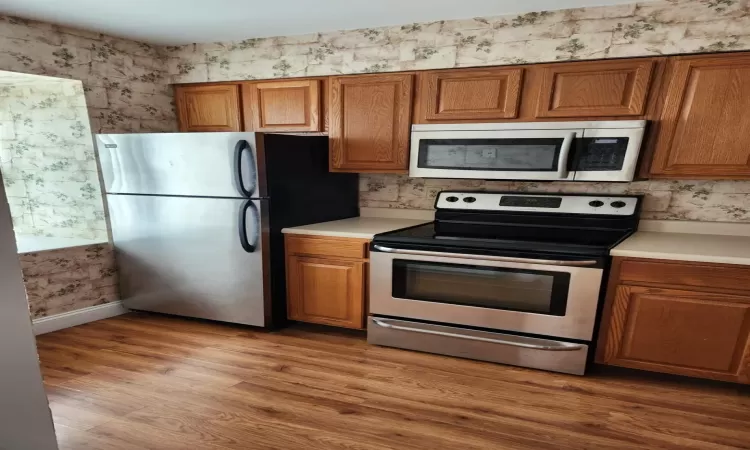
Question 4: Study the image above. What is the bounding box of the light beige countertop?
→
[611,220,750,266]
[281,216,430,239]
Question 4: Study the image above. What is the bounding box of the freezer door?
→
[97,132,260,198]
[108,194,269,326]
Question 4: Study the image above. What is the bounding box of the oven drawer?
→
[367,316,589,375]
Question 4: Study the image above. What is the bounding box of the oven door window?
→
[392,260,570,316]
[417,138,565,171]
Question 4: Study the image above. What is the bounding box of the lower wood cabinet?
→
[597,257,750,384]
[285,235,369,329]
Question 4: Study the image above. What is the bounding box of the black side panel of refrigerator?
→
[262,133,359,327]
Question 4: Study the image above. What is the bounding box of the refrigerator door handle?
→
[239,200,259,253]
[234,140,257,198]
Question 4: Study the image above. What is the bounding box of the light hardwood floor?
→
[37,313,750,450]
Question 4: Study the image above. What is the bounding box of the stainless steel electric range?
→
[368,191,641,375]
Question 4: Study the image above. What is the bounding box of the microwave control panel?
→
[573,137,629,171]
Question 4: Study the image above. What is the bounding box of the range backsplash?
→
[359,175,750,222]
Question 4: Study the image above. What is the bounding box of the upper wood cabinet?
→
[329,73,413,173]
[649,52,750,179]
[535,59,655,118]
[243,79,322,132]
[415,67,523,122]
[175,84,242,132]
[598,257,750,384]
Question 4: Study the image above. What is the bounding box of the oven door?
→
[409,129,581,180]
[369,246,604,341]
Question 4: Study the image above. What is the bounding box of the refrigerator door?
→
[97,132,260,198]
[107,194,269,326]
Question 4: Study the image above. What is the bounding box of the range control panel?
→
[436,192,639,216]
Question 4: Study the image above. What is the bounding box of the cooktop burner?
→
[373,191,642,257]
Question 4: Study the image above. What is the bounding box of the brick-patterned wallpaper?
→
[20,243,118,319]
[0,15,176,133]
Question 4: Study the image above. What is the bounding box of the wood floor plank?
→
[48,401,117,431]
[54,424,143,450]
[37,313,750,450]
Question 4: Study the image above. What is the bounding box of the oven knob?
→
[610,201,627,208]
[588,200,604,207]
[445,196,459,203]
[463,197,477,203]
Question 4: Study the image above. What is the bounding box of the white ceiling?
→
[0,0,644,45]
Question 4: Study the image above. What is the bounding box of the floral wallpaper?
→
[0,15,178,318]
[0,80,107,240]
[0,15,176,133]
[20,243,118,319]
[3,0,750,322]
[360,177,750,222]
[162,0,750,222]
[166,0,750,83]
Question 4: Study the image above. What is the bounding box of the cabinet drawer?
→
[619,258,750,293]
[285,235,368,259]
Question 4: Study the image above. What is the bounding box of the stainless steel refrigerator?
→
[96,132,358,327]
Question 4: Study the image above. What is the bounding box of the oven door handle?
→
[371,318,586,352]
[556,131,576,179]
[372,245,598,267]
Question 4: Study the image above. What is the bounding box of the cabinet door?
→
[416,68,523,122]
[329,73,413,173]
[286,255,365,329]
[244,79,321,132]
[175,84,242,132]
[599,285,750,383]
[650,53,750,178]
[536,59,654,118]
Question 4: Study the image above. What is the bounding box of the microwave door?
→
[574,127,645,182]
[409,129,581,181]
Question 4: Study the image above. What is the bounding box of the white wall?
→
[0,170,57,450]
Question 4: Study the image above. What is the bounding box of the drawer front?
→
[619,258,750,293]
[368,316,589,375]
[285,235,368,259]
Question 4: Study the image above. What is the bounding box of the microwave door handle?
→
[556,132,575,179]
[372,245,598,267]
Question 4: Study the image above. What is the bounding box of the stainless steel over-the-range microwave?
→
[409,120,647,182]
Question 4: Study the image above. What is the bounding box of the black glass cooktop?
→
[372,221,632,257]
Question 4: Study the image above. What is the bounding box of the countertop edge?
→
[609,249,750,266]
[281,228,376,239]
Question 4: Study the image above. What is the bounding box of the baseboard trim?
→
[32,301,129,335]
